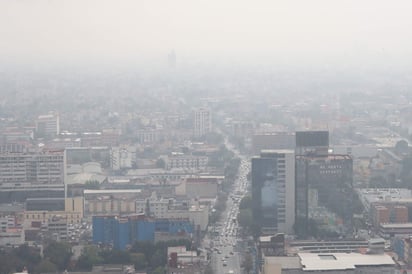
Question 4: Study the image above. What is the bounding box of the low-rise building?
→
[92,215,194,250]
[175,177,219,199]
[135,193,209,231]
[84,189,142,217]
[379,223,412,239]
[23,197,84,239]
[262,252,396,274]
[164,153,208,170]
[167,246,206,274]
[0,228,24,246]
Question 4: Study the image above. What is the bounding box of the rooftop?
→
[380,223,412,229]
[84,189,142,195]
[264,256,301,269]
[299,253,395,271]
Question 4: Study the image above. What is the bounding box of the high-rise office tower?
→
[295,130,329,156]
[295,131,353,237]
[252,150,295,235]
[194,108,211,138]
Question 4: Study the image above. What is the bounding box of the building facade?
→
[194,108,211,137]
[295,154,353,236]
[252,150,295,235]
[92,215,194,250]
[0,150,66,202]
[35,112,60,138]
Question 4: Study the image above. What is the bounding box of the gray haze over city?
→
[2,1,412,274]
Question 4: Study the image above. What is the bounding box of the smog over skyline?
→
[1,1,412,274]
[1,0,412,69]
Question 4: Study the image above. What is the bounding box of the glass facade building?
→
[252,150,295,235]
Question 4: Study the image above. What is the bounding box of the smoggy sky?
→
[1,0,412,67]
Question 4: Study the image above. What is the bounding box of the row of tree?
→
[0,239,196,274]
[0,242,72,274]
[237,196,261,238]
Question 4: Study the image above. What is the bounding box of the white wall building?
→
[0,151,65,185]
[194,108,211,137]
[136,192,209,231]
[110,146,136,170]
[35,112,60,137]
[0,229,24,246]
[165,154,208,170]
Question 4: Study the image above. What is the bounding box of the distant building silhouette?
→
[168,50,176,68]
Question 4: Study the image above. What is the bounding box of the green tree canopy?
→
[238,209,253,228]
[43,241,72,271]
[34,259,58,274]
[239,196,252,210]
[84,180,100,189]
[76,245,103,271]
[151,266,165,274]
[130,253,148,270]
[99,249,131,264]
[241,253,253,274]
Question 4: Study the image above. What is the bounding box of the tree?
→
[0,252,20,274]
[13,244,42,271]
[99,250,130,264]
[151,266,165,274]
[130,253,148,270]
[150,249,166,269]
[203,264,214,274]
[76,246,103,271]
[241,253,253,274]
[239,196,252,210]
[34,259,58,274]
[401,156,412,188]
[369,175,387,188]
[43,241,72,271]
[84,180,100,189]
[156,158,166,169]
[131,241,156,261]
[395,140,409,154]
[237,209,253,228]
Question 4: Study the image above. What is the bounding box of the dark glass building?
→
[295,155,353,237]
[296,131,329,156]
[295,131,353,238]
[252,150,295,235]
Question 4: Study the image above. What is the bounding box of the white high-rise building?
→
[0,151,64,184]
[35,111,60,137]
[0,151,66,201]
[194,108,211,137]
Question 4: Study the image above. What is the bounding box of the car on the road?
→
[222,262,227,267]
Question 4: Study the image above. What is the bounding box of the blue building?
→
[114,218,131,250]
[92,215,117,245]
[155,218,193,234]
[92,215,193,250]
